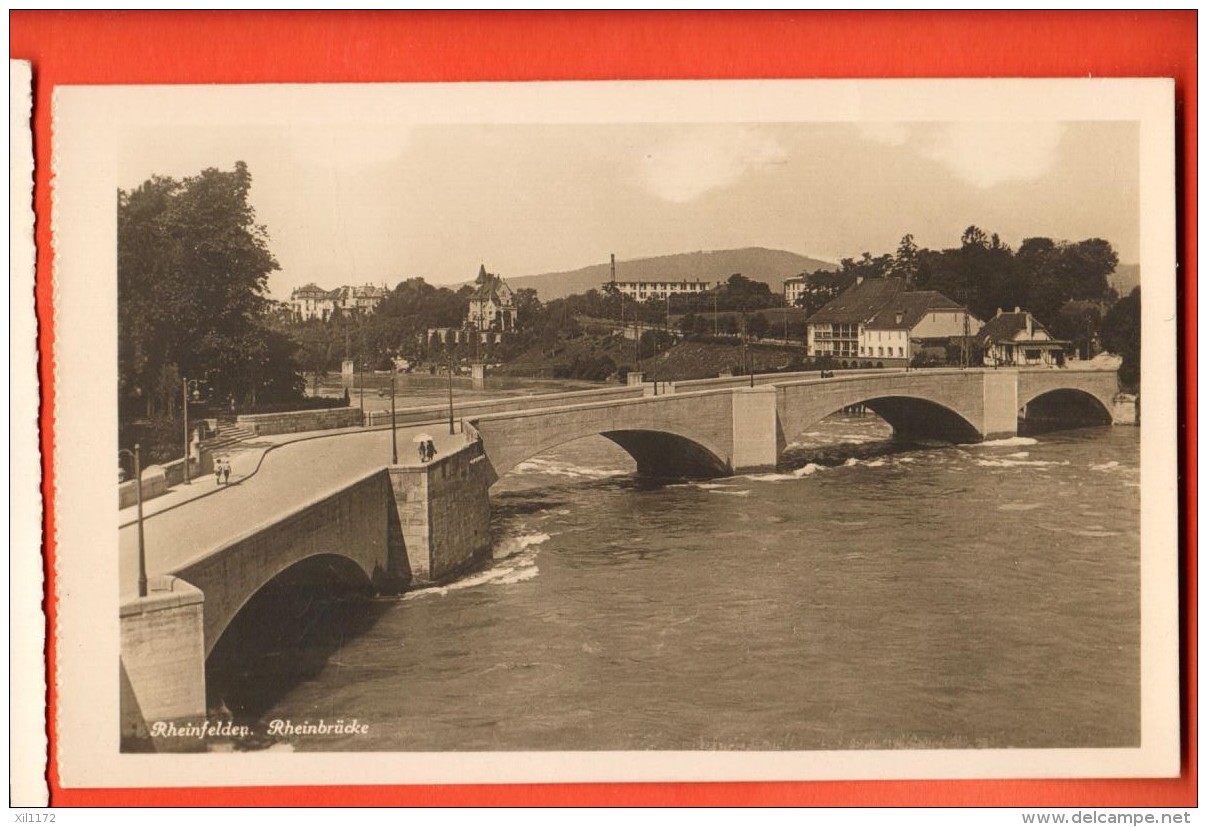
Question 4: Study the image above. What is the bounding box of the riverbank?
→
[493,333,809,382]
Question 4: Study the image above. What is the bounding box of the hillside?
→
[494,332,809,382]
[501,248,836,300]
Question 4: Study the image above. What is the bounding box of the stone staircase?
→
[200,421,256,453]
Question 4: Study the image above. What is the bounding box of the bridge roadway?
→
[117,423,468,601]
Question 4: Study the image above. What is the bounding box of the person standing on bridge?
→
[214,458,223,486]
[222,459,231,485]
[426,439,438,463]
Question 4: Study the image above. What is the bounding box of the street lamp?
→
[119,444,147,598]
[389,373,399,464]
[447,348,456,435]
[181,377,205,485]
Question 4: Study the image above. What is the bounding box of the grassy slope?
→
[495,333,806,382]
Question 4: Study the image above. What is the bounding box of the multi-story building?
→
[805,277,979,365]
[600,252,718,302]
[782,275,809,307]
[288,283,387,322]
[467,264,516,332]
[608,279,718,302]
[331,284,388,314]
[289,283,336,322]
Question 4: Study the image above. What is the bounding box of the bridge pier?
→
[119,576,206,752]
[388,441,496,584]
[731,386,779,473]
[982,369,1020,440]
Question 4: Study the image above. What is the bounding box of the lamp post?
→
[447,349,456,435]
[635,313,642,371]
[120,444,147,598]
[743,312,754,388]
[182,378,191,484]
[390,373,398,465]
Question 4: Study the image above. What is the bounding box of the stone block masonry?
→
[119,576,206,752]
[730,386,779,473]
[388,441,496,584]
[236,406,362,435]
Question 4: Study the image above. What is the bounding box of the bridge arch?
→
[1018,387,1113,433]
[777,376,987,445]
[488,424,730,481]
[191,550,379,660]
[202,552,379,716]
[857,395,982,443]
[471,392,740,481]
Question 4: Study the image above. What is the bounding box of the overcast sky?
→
[119,120,1138,300]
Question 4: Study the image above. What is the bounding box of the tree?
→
[118,162,297,427]
[839,252,893,281]
[677,311,698,337]
[890,234,920,287]
[747,312,770,340]
[1101,287,1140,391]
[1053,300,1105,360]
[961,225,989,249]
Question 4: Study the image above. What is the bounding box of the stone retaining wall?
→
[236,407,361,435]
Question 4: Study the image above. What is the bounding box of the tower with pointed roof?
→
[466,264,516,332]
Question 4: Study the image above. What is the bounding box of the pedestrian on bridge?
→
[426,439,438,463]
[222,460,231,485]
[214,458,223,486]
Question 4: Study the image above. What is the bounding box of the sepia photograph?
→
[48,78,1178,789]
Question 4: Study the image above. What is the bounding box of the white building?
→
[608,279,717,301]
[783,275,809,306]
[805,277,979,365]
[289,283,387,322]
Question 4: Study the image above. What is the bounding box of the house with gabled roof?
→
[977,308,1068,367]
[467,264,516,332]
[805,277,980,366]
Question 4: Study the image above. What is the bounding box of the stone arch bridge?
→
[470,367,1122,479]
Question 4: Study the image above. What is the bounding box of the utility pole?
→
[957,289,972,368]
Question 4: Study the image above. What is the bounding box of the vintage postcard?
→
[48,79,1177,789]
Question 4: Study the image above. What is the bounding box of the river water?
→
[211,414,1140,752]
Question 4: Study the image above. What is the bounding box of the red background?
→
[10,10,1196,808]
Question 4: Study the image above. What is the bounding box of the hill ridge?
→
[495,247,837,300]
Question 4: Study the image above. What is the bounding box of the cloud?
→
[286,123,412,168]
[857,121,1068,189]
[922,122,1067,189]
[638,127,788,203]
